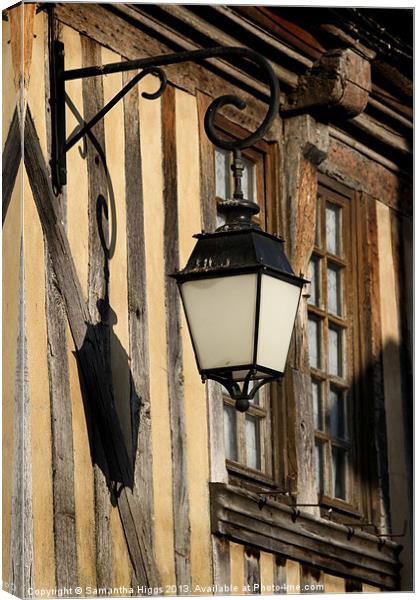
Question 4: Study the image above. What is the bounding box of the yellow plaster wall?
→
[64,24,89,299]
[259,552,274,594]
[140,75,176,588]
[229,542,245,593]
[285,560,300,594]
[175,87,212,589]
[323,573,345,592]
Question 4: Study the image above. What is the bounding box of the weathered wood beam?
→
[8,243,34,598]
[122,69,156,586]
[43,14,78,589]
[24,105,160,588]
[2,106,21,226]
[210,483,401,590]
[161,86,192,587]
[282,114,329,509]
[80,35,113,589]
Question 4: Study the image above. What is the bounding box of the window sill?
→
[209,482,401,590]
[226,460,278,489]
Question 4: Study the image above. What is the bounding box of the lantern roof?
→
[174,227,308,285]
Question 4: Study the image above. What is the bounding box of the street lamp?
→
[173,150,306,412]
[50,41,306,411]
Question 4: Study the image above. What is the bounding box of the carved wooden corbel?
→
[282,48,371,119]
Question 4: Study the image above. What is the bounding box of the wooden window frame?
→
[309,174,363,517]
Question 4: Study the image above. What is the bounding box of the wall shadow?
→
[66,95,141,495]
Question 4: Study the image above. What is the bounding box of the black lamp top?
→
[173,227,308,286]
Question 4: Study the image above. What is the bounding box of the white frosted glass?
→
[308,257,320,306]
[308,317,320,369]
[180,274,257,370]
[215,148,229,199]
[312,380,322,430]
[242,157,257,202]
[315,440,324,494]
[328,327,342,376]
[327,265,341,315]
[224,404,238,461]
[326,203,341,256]
[245,415,261,470]
[257,275,301,373]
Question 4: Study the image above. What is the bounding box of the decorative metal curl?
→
[202,49,280,151]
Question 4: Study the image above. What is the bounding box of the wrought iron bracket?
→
[50,40,280,194]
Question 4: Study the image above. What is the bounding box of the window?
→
[223,387,272,475]
[213,124,276,480]
[308,178,356,508]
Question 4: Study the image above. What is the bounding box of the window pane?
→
[315,440,324,494]
[245,415,261,470]
[326,203,341,256]
[315,194,321,247]
[224,404,238,461]
[330,387,346,439]
[332,447,347,500]
[312,380,323,430]
[308,317,320,369]
[242,156,257,202]
[215,148,229,199]
[327,265,341,315]
[328,326,343,376]
[308,257,321,307]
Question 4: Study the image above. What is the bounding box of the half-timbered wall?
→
[3,4,411,596]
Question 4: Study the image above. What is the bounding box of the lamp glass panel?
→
[180,273,258,371]
[256,274,301,373]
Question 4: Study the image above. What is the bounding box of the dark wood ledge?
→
[209,482,402,590]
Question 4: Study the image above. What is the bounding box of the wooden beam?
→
[8,244,34,598]
[161,85,192,588]
[24,105,160,587]
[80,35,113,589]
[210,483,401,590]
[2,106,21,226]
[122,69,156,585]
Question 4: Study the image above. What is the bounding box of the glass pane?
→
[315,194,321,247]
[308,317,320,369]
[308,257,320,307]
[332,447,347,500]
[315,440,324,494]
[330,387,346,439]
[312,380,323,430]
[181,273,258,370]
[328,326,342,376]
[224,404,238,461]
[327,265,341,315]
[245,415,261,470]
[215,147,229,200]
[257,274,301,373]
[242,156,257,203]
[326,203,341,256]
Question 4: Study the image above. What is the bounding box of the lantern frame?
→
[172,228,307,411]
